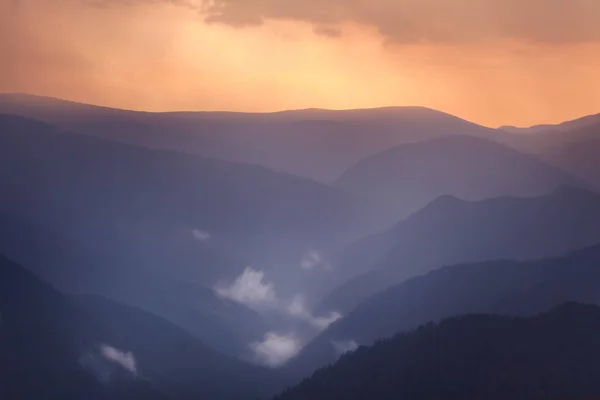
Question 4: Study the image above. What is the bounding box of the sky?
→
[1,0,600,127]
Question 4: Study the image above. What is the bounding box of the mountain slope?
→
[290,244,600,378]
[494,113,600,157]
[540,121,600,187]
[276,303,600,400]
[0,113,388,357]
[334,135,587,219]
[0,93,501,182]
[317,186,600,315]
[0,255,279,399]
[499,111,600,134]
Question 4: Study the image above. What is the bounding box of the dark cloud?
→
[198,0,600,44]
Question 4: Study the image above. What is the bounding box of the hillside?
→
[334,135,586,219]
[277,303,600,400]
[317,186,600,315]
[291,243,600,378]
[541,121,600,187]
[0,113,386,357]
[0,93,501,182]
[0,255,279,399]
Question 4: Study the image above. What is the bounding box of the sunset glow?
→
[2,0,600,126]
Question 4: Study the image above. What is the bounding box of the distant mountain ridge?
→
[317,186,600,316]
[333,134,588,220]
[3,93,598,187]
[540,121,600,188]
[499,112,600,134]
[0,93,502,182]
[289,243,600,380]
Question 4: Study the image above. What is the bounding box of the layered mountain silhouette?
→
[2,93,600,399]
[288,243,600,378]
[0,113,389,357]
[0,255,279,399]
[317,186,600,316]
[540,121,600,187]
[276,303,600,400]
[499,111,600,134]
[0,93,502,182]
[333,135,586,219]
[495,114,600,166]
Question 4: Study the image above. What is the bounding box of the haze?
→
[2,0,600,127]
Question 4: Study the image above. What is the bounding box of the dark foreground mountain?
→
[291,243,600,378]
[0,255,279,400]
[333,135,586,219]
[0,93,501,182]
[318,186,600,316]
[276,303,600,400]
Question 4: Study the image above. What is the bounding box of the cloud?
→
[80,344,138,383]
[216,269,341,330]
[286,295,342,330]
[77,0,600,45]
[331,340,359,356]
[299,250,322,270]
[217,270,343,367]
[192,228,211,241]
[215,267,278,310]
[313,311,343,330]
[100,344,138,375]
[299,250,331,271]
[249,332,302,367]
[199,0,600,45]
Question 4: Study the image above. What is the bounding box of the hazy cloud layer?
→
[77,0,600,45]
[199,0,600,44]
[249,332,302,367]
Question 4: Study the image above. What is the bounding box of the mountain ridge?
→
[289,243,600,381]
[0,93,503,182]
[333,134,589,219]
[276,302,600,400]
[0,254,281,399]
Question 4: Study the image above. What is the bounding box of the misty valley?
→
[1,93,600,400]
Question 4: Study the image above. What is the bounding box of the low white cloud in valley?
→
[192,228,211,241]
[299,250,322,270]
[100,344,138,375]
[215,267,278,310]
[286,295,342,330]
[249,332,302,367]
[217,267,343,365]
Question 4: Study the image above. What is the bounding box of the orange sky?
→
[1,0,600,127]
